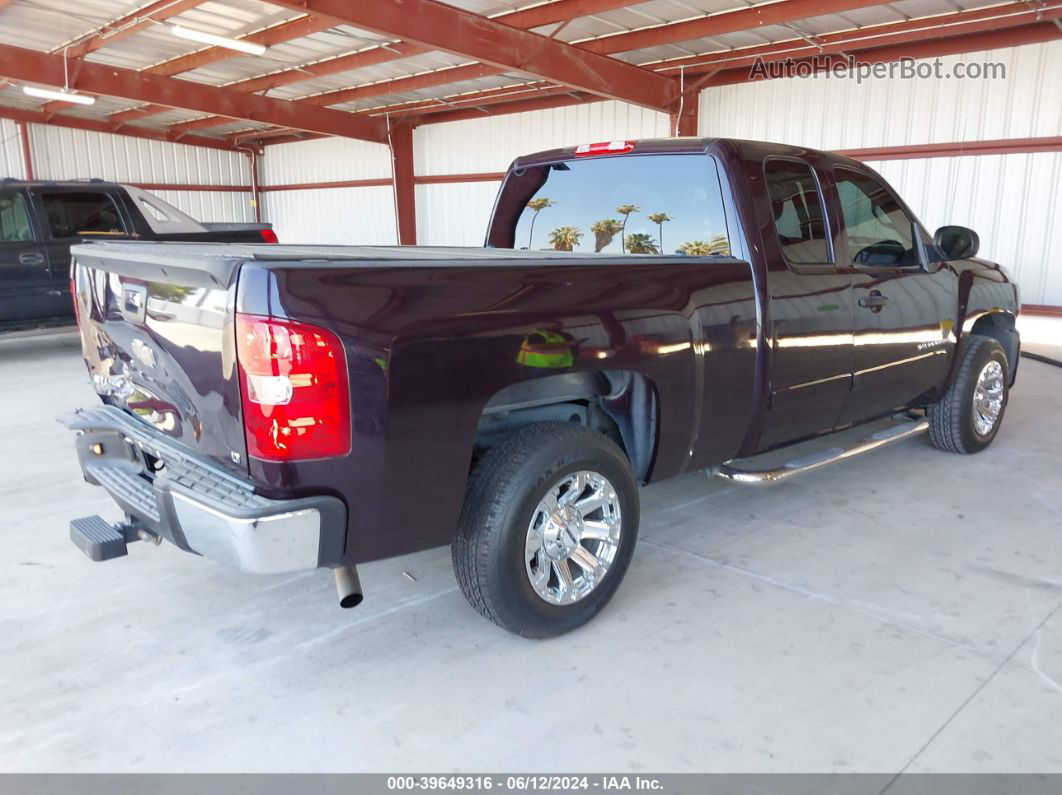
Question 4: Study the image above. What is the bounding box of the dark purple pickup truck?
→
[62,138,1019,637]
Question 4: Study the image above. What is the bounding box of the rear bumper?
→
[61,405,346,573]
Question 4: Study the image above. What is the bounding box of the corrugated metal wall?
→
[0,119,27,179]
[413,101,671,246]
[25,124,256,223]
[413,101,671,176]
[415,181,500,246]
[259,136,397,244]
[698,40,1062,304]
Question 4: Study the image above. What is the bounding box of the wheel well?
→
[969,312,1019,375]
[474,371,658,483]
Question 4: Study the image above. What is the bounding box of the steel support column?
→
[390,125,417,246]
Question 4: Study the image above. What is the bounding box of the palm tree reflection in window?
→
[526,197,555,249]
[679,235,731,257]
[616,204,639,253]
[591,219,623,252]
[624,233,659,254]
[549,226,582,251]
[647,212,671,252]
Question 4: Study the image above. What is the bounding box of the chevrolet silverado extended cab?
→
[0,180,275,330]
[61,138,1019,638]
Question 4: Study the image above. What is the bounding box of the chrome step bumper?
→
[60,405,346,573]
[714,415,930,485]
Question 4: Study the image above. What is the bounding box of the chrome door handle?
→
[858,290,889,311]
[19,252,45,265]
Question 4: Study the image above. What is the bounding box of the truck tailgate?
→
[70,242,249,475]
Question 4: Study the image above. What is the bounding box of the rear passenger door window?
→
[764,159,832,266]
[834,169,920,267]
[40,192,127,239]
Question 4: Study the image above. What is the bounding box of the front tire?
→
[928,334,1009,453]
[452,422,639,638]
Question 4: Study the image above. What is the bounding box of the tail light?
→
[574,140,635,157]
[235,314,350,461]
[259,228,278,244]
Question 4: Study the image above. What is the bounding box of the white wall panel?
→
[261,186,397,245]
[413,101,670,176]
[27,124,250,186]
[698,40,1062,149]
[260,136,392,184]
[697,40,1062,305]
[415,181,502,246]
[867,153,1062,306]
[0,119,27,179]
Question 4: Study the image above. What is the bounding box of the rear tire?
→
[928,334,1009,454]
[452,422,639,638]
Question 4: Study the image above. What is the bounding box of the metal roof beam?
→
[579,0,894,55]
[120,0,636,126]
[0,104,251,152]
[410,22,1061,126]
[41,0,207,113]
[277,0,894,110]
[0,43,389,142]
[264,0,678,110]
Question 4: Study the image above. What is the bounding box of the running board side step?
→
[713,415,929,485]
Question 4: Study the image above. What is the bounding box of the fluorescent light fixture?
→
[170,25,266,56]
[23,85,96,105]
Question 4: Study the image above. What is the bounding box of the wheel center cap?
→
[544,506,581,559]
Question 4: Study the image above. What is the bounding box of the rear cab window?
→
[39,191,127,239]
[763,158,832,266]
[507,153,732,256]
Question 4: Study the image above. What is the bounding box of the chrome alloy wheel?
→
[972,360,1005,436]
[525,470,622,605]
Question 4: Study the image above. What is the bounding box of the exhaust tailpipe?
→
[333,566,364,609]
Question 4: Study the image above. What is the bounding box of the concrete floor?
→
[1,322,1060,773]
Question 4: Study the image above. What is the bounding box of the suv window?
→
[511,154,731,256]
[763,159,831,265]
[0,192,33,243]
[40,192,126,239]
[835,169,919,267]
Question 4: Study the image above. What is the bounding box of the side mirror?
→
[934,225,979,260]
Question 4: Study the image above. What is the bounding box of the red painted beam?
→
[390,125,417,245]
[293,0,896,111]
[700,23,1062,89]
[260,178,393,191]
[17,120,33,179]
[412,18,1061,127]
[0,43,389,142]
[265,0,678,111]
[298,63,506,109]
[139,0,634,131]
[840,136,1062,161]
[149,14,334,77]
[0,106,249,152]
[413,91,598,126]
[205,0,636,99]
[656,1,1062,76]
[107,14,340,126]
[581,0,894,55]
[348,0,1055,123]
